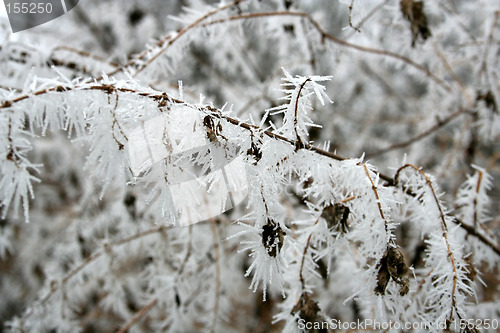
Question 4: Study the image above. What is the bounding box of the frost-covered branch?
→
[1,1,499,332]
[204,10,452,91]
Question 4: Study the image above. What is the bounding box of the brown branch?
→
[366,108,467,158]
[453,217,500,256]
[205,11,452,92]
[31,225,172,313]
[106,0,246,79]
[48,46,120,77]
[298,217,320,291]
[394,164,459,321]
[2,84,498,256]
[347,0,361,32]
[479,11,500,85]
[360,163,390,233]
[432,42,472,104]
[118,298,158,333]
[209,219,221,333]
[110,93,128,150]
[51,46,120,68]
[294,78,312,148]
[344,0,390,40]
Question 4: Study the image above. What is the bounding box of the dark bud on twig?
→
[203,115,227,143]
[321,203,350,233]
[375,246,410,296]
[375,261,391,295]
[476,90,498,113]
[124,192,136,219]
[400,0,432,47]
[128,8,144,26]
[175,292,181,307]
[262,218,285,257]
[246,140,262,165]
[284,0,293,10]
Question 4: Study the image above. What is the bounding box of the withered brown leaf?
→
[375,246,410,296]
[400,0,432,47]
[262,219,285,257]
[321,203,350,233]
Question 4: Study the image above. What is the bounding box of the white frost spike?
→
[270,68,333,142]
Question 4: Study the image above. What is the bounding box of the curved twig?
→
[366,108,467,158]
[106,0,246,79]
[1,84,498,256]
[118,298,158,333]
[360,163,390,233]
[209,219,221,333]
[30,225,172,314]
[394,164,459,321]
[204,11,452,92]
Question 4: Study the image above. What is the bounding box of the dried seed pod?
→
[375,258,391,295]
[261,219,285,257]
[476,90,497,113]
[321,203,350,233]
[203,115,227,143]
[375,246,410,296]
[291,293,323,327]
[400,0,432,47]
[387,246,410,295]
[246,140,262,165]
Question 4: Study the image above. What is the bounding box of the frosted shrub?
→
[0,0,499,332]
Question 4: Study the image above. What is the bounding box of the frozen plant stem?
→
[205,11,452,92]
[0,85,497,255]
[210,219,221,333]
[1,2,499,330]
[394,164,459,322]
[29,225,172,315]
[118,298,158,333]
[293,78,311,148]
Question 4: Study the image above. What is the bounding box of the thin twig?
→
[453,217,499,256]
[209,219,221,333]
[298,217,320,291]
[177,224,193,277]
[473,170,483,231]
[366,108,467,158]
[432,42,472,104]
[479,11,500,86]
[1,84,498,256]
[107,0,246,79]
[118,298,158,333]
[205,11,452,92]
[394,164,459,321]
[344,0,389,40]
[32,225,171,312]
[293,78,312,147]
[52,46,120,68]
[360,163,389,233]
[347,0,361,33]
[110,93,128,150]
